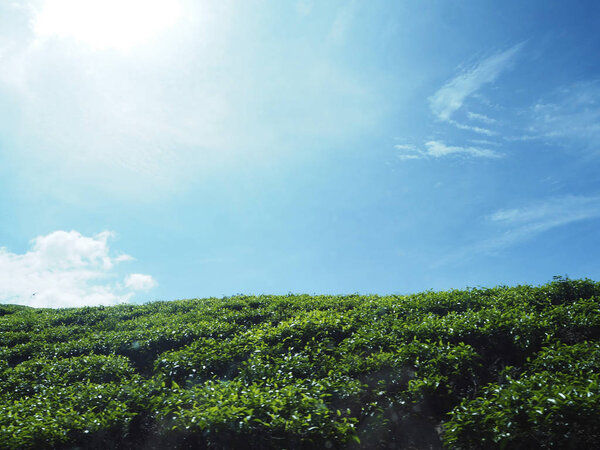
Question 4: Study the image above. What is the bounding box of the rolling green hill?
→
[1,277,600,449]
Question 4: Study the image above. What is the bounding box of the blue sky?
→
[2,0,600,307]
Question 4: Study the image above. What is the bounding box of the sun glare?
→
[33,0,182,50]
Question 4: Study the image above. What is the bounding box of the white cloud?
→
[125,273,158,291]
[0,230,157,308]
[395,140,500,160]
[429,43,523,121]
[31,230,115,270]
[425,141,500,158]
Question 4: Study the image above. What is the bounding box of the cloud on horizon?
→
[0,230,157,308]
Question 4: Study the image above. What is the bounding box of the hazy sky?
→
[2,0,600,307]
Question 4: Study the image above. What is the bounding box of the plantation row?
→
[1,277,600,448]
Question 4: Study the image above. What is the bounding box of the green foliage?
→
[151,378,360,448]
[443,372,600,449]
[0,354,136,400]
[1,277,600,448]
[0,382,135,449]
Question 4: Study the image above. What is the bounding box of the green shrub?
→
[151,378,360,448]
[0,354,136,400]
[0,382,135,449]
[443,372,600,449]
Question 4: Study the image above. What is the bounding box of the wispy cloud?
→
[0,230,157,308]
[399,44,522,161]
[483,195,600,250]
[489,195,600,228]
[448,120,497,136]
[467,111,497,124]
[435,195,600,267]
[526,81,600,150]
[394,144,422,160]
[429,42,523,121]
[395,140,501,160]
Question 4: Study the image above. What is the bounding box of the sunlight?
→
[33,0,182,50]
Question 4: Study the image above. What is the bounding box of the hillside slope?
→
[1,278,600,449]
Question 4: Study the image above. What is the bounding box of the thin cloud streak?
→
[467,111,497,124]
[449,120,497,136]
[429,42,524,121]
[435,195,600,267]
[478,195,600,253]
[395,140,501,160]
[488,195,600,228]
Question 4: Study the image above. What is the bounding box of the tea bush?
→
[1,278,599,448]
[443,372,600,449]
